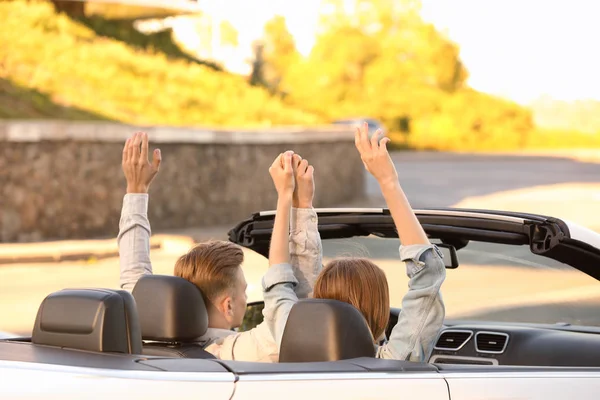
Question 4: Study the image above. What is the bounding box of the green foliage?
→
[409,90,534,151]
[0,78,106,120]
[0,1,318,127]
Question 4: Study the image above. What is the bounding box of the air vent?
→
[475,331,509,354]
[434,330,473,351]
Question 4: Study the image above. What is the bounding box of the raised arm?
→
[256,151,302,349]
[290,154,323,299]
[117,132,162,292]
[268,151,295,266]
[354,123,446,361]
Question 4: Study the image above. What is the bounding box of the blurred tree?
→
[283,0,469,124]
[249,41,268,88]
[261,15,301,94]
[220,20,238,47]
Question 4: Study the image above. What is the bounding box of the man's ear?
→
[219,295,234,316]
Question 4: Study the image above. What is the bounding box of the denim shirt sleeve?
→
[117,194,153,292]
[289,208,323,299]
[259,263,299,349]
[377,244,446,361]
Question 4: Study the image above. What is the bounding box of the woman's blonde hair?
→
[313,258,390,341]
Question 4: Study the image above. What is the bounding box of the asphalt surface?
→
[365,151,600,207]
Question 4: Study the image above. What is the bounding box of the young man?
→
[118,132,322,361]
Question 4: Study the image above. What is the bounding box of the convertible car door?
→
[443,368,600,400]
[221,359,449,400]
[0,361,237,400]
[232,373,450,400]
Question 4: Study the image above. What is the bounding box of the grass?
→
[0,1,318,127]
[0,78,108,120]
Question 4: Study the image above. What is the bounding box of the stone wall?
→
[0,121,365,242]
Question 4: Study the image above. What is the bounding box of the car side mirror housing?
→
[436,243,459,269]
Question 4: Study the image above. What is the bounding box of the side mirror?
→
[436,243,459,269]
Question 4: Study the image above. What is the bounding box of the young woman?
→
[268,123,446,361]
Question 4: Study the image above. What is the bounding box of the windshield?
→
[321,236,600,327]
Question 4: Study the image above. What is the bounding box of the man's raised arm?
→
[117,132,162,292]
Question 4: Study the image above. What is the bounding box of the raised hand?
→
[291,154,315,209]
[355,122,398,187]
[269,151,295,198]
[122,132,162,194]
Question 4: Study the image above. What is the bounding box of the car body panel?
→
[444,372,600,400]
[233,373,449,400]
[564,220,600,249]
[0,360,236,400]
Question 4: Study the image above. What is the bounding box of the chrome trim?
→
[237,372,441,382]
[0,360,235,382]
[259,208,528,224]
[475,331,510,354]
[259,208,385,216]
[430,355,498,366]
[415,210,526,224]
[434,329,474,351]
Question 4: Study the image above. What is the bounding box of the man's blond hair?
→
[174,240,244,303]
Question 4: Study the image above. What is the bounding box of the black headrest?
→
[279,299,376,362]
[32,289,142,354]
[132,275,209,342]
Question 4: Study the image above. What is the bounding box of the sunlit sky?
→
[218,0,600,105]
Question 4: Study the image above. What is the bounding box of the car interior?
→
[2,209,600,376]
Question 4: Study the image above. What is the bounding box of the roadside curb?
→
[0,234,200,265]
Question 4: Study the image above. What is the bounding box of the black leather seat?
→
[132,275,215,359]
[32,288,142,354]
[279,299,376,362]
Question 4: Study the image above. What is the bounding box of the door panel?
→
[446,373,600,400]
[232,374,449,400]
[0,363,236,400]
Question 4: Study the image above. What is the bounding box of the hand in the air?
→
[122,132,161,194]
[355,122,398,187]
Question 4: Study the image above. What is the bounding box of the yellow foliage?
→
[408,90,534,151]
[2,1,599,152]
[0,1,319,127]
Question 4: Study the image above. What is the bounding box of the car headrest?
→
[132,275,208,342]
[279,299,376,362]
[32,289,142,354]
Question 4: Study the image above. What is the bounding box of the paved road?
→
[364,152,600,207]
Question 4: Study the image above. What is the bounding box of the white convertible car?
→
[2,208,600,400]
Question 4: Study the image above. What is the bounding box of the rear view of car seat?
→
[279,299,376,362]
[132,275,215,359]
[32,288,142,354]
